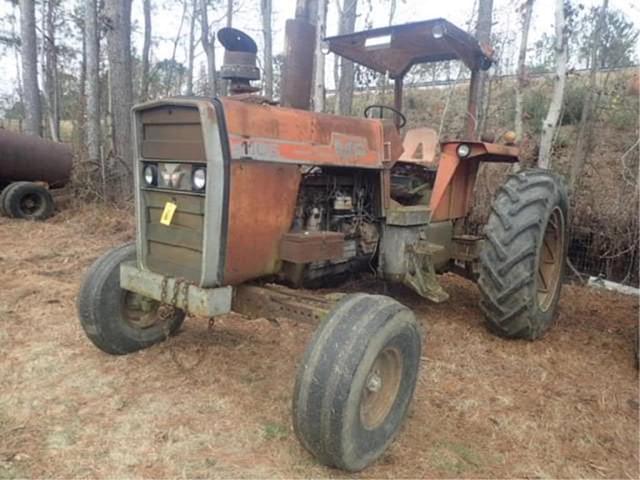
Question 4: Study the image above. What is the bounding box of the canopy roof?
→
[325,18,493,78]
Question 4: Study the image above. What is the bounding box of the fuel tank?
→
[0,129,73,188]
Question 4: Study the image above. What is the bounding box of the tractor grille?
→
[138,104,206,284]
[142,189,204,282]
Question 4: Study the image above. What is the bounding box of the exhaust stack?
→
[280,16,316,110]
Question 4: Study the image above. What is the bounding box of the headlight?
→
[143,164,157,186]
[457,144,471,158]
[432,23,446,39]
[192,167,206,191]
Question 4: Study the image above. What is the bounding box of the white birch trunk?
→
[538,0,567,170]
[312,0,327,111]
[261,0,274,100]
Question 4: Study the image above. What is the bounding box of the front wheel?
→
[478,169,569,340]
[77,243,185,355]
[292,293,422,471]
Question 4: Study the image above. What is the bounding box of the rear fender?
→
[429,141,519,222]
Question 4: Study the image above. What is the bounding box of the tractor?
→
[77,17,569,472]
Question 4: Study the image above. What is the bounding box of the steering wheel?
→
[364,104,407,128]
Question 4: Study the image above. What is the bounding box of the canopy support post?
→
[394,75,404,128]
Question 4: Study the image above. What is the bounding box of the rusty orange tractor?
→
[78,17,569,471]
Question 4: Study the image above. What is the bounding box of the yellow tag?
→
[160,201,177,226]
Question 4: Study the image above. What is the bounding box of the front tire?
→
[478,169,569,340]
[77,243,185,355]
[292,293,422,471]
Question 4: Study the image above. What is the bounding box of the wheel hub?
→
[360,347,403,430]
[366,371,383,393]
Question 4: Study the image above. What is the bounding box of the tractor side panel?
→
[219,98,385,285]
[220,98,385,169]
[222,160,301,285]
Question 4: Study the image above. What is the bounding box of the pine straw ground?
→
[0,205,638,479]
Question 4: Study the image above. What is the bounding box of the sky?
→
[0,0,638,100]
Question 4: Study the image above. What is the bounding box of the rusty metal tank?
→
[0,129,72,188]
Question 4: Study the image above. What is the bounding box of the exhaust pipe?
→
[280,18,316,110]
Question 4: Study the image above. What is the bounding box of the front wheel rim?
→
[537,207,565,312]
[360,347,403,430]
[121,291,176,329]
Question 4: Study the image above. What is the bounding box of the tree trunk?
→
[72,12,87,152]
[200,0,217,97]
[105,0,134,168]
[261,0,274,100]
[186,0,197,96]
[226,0,233,27]
[166,0,188,97]
[19,0,42,136]
[43,0,60,141]
[140,0,152,101]
[538,0,567,169]
[514,0,534,143]
[336,0,358,116]
[311,0,326,111]
[474,0,493,138]
[86,0,102,173]
[570,0,608,189]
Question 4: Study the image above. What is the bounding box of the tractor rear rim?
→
[537,207,565,312]
[360,347,403,430]
[20,193,44,216]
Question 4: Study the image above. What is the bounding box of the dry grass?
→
[0,205,638,478]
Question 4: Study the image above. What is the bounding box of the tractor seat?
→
[399,127,438,165]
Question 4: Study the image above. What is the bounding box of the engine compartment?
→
[280,163,436,287]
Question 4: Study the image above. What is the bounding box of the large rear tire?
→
[478,169,569,340]
[292,293,422,471]
[77,243,185,355]
[3,181,55,220]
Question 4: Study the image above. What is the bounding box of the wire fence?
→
[567,226,639,287]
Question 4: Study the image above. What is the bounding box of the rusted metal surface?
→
[280,18,316,110]
[429,142,519,221]
[223,160,301,285]
[398,128,438,165]
[279,231,345,263]
[325,19,493,79]
[429,143,479,222]
[221,98,385,169]
[232,283,337,324]
[0,129,72,187]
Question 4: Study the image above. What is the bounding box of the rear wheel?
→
[77,243,185,355]
[3,181,55,220]
[292,293,422,471]
[478,169,569,340]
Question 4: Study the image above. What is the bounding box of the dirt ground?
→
[0,206,638,479]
